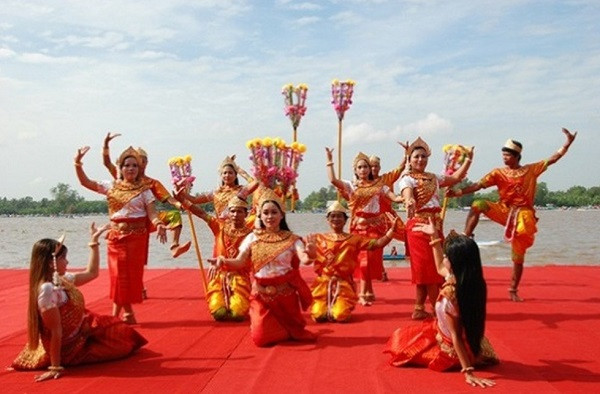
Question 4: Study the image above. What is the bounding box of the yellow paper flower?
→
[332,79,339,85]
[262,137,273,147]
[347,79,356,85]
[183,155,192,163]
[298,143,307,153]
[290,141,299,150]
[298,83,308,90]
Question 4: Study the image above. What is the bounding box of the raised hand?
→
[411,217,436,236]
[561,127,577,145]
[75,146,90,163]
[325,147,334,162]
[104,132,121,146]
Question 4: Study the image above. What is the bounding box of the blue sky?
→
[1,0,598,200]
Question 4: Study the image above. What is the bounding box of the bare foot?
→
[508,288,523,302]
[171,241,192,258]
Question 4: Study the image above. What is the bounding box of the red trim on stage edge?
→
[1,266,599,393]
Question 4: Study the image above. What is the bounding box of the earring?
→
[52,254,60,288]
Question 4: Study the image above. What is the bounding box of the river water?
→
[1,209,598,269]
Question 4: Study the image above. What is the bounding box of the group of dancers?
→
[12,127,576,388]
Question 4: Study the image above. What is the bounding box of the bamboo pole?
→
[337,119,343,201]
[186,211,208,294]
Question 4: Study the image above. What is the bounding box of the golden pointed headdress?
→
[353,151,370,168]
[257,187,285,213]
[53,233,66,257]
[136,147,148,158]
[368,155,380,165]
[117,146,143,167]
[407,137,431,157]
[227,196,248,210]
[326,200,347,215]
[219,155,238,173]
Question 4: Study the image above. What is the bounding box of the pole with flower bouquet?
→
[281,83,308,211]
[168,155,208,293]
[246,136,307,211]
[440,144,471,222]
[331,79,355,200]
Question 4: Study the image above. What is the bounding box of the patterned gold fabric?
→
[106,180,150,215]
[251,231,299,273]
[409,172,437,210]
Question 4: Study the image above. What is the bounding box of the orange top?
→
[479,161,547,208]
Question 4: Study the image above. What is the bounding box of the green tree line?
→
[1,181,598,216]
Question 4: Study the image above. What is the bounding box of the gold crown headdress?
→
[52,233,66,287]
[219,155,238,173]
[368,155,380,165]
[502,139,522,154]
[136,147,148,158]
[407,137,431,157]
[227,196,249,210]
[117,146,143,167]
[257,187,285,213]
[326,200,348,215]
[353,152,370,168]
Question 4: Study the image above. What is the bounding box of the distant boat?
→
[383,254,406,261]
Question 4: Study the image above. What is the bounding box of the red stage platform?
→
[1,266,599,393]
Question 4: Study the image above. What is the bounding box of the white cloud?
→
[0,47,16,58]
[18,52,81,64]
[296,16,320,26]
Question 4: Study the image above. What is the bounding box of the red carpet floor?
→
[1,266,599,393]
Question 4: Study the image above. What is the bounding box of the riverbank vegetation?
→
[1,182,599,216]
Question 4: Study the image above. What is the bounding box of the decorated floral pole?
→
[168,155,207,293]
[331,79,355,198]
[282,83,308,211]
[247,137,307,211]
[440,144,471,221]
[282,83,308,143]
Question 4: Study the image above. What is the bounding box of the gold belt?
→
[254,282,293,298]
[111,220,147,235]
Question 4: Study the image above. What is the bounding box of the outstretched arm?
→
[372,216,397,249]
[73,222,110,286]
[102,132,120,179]
[208,248,250,270]
[546,127,577,166]
[74,147,101,192]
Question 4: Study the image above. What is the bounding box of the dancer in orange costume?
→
[175,191,252,321]
[11,223,147,381]
[326,148,402,306]
[103,132,191,258]
[209,189,315,347]
[449,128,577,301]
[308,201,396,322]
[75,146,167,323]
[385,219,498,388]
[399,138,472,319]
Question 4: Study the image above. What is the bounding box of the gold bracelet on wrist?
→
[74,162,82,167]
[429,238,442,246]
[557,146,567,156]
[461,366,474,374]
[326,162,334,167]
[48,365,64,371]
[88,242,99,247]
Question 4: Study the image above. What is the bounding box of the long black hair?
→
[258,199,290,231]
[444,234,487,355]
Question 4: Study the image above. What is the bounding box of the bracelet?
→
[455,189,463,197]
[88,242,99,247]
[152,218,162,226]
[326,162,334,167]
[48,365,64,371]
[464,158,471,163]
[74,162,82,167]
[103,147,109,153]
[461,366,474,374]
[557,146,567,156]
[429,238,442,246]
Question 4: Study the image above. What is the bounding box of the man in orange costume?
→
[308,201,395,322]
[450,128,577,301]
[177,195,252,321]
